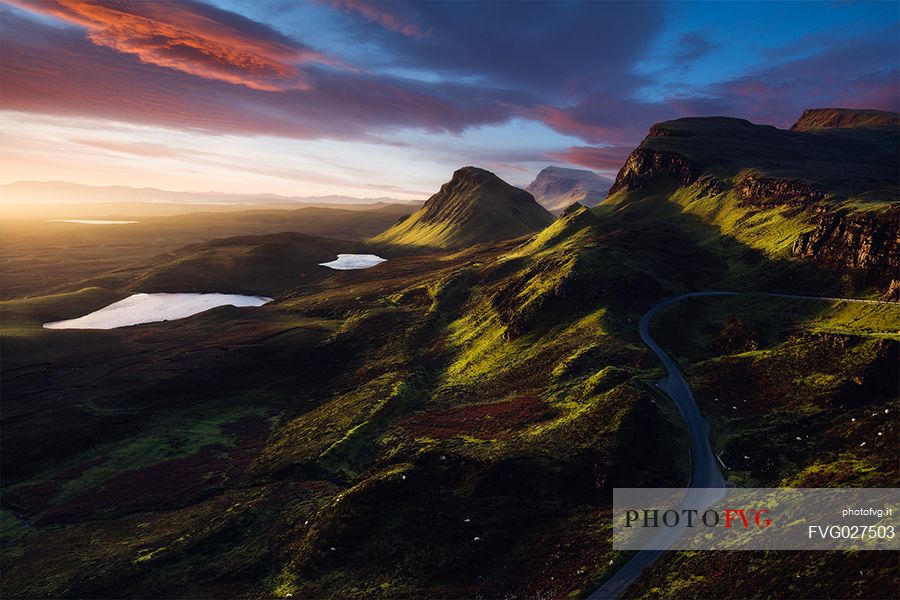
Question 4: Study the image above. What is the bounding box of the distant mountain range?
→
[525,166,613,212]
[373,166,554,249]
[0,181,420,210]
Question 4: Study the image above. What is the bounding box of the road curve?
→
[587,291,897,600]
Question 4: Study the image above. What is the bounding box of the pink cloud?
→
[9,0,343,91]
[328,0,428,37]
[547,146,632,173]
[0,9,514,141]
[529,99,674,145]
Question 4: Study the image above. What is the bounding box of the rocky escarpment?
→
[736,173,829,206]
[791,108,900,131]
[646,122,693,138]
[605,111,899,290]
[606,119,713,195]
[607,148,702,195]
[792,205,900,290]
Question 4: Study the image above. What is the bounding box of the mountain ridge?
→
[0,180,421,208]
[603,108,900,290]
[790,108,900,131]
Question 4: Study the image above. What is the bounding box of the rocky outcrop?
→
[647,123,692,138]
[695,174,727,196]
[790,108,900,131]
[737,173,829,206]
[607,148,701,195]
[792,205,900,289]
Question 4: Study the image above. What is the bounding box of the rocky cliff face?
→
[607,148,701,195]
[736,174,829,205]
[793,205,900,290]
[735,174,897,289]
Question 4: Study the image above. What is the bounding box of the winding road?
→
[588,291,897,600]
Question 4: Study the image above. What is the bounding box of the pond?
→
[319,254,387,270]
[43,293,272,330]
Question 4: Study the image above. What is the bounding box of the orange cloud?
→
[10,0,340,91]
[328,0,428,37]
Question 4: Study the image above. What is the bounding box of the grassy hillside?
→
[630,294,898,599]
[2,194,897,598]
[91,232,378,297]
[1,210,692,598]
[1,112,898,599]
[0,204,412,299]
[373,166,554,249]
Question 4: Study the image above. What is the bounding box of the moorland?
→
[1,108,898,599]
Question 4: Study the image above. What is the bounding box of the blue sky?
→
[2,0,898,197]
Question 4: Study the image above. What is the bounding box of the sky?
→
[1,0,898,200]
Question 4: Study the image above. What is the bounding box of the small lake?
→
[43,293,272,330]
[319,254,387,270]
[48,220,139,225]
